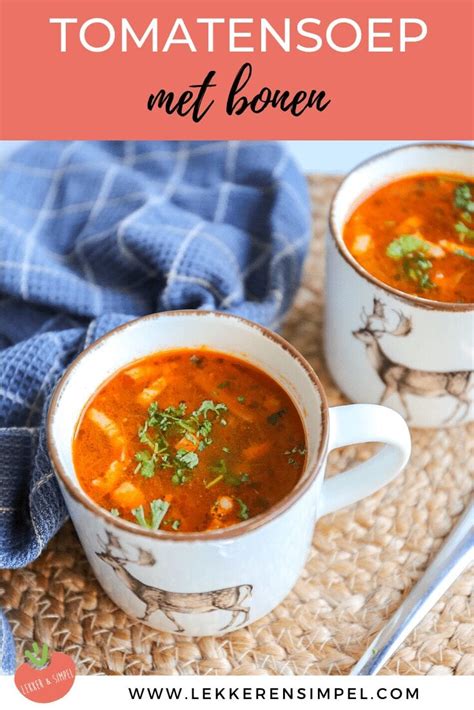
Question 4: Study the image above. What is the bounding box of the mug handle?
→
[319,404,411,517]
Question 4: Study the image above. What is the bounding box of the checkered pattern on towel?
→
[0,140,311,671]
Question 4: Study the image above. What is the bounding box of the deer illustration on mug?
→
[95,531,253,633]
[353,298,473,423]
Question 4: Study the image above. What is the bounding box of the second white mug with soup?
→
[325,144,474,429]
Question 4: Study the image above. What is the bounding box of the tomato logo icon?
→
[14,642,76,703]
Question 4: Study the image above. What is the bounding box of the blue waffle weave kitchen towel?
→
[0,140,311,671]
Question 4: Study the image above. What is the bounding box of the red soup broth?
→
[73,349,307,533]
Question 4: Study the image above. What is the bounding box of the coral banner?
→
[0,0,472,138]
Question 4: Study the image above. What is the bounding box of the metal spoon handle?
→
[351,501,474,675]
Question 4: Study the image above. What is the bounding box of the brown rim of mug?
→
[329,142,474,313]
[47,310,330,543]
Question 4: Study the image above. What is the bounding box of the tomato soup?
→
[73,350,306,533]
[343,174,474,303]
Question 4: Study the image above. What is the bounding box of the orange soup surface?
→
[343,174,474,303]
[73,350,306,533]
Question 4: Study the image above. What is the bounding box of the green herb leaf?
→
[454,184,474,214]
[132,499,170,530]
[171,519,181,530]
[386,235,429,259]
[267,409,287,426]
[217,380,230,389]
[138,421,152,446]
[175,449,199,470]
[194,400,227,419]
[386,235,434,291]
[402,254,434,290]
[134,450,156,478]
[171,470,189,486]
[131,505,148,529]
[237,395,245,403]
[455,221,474,241]
[210,459,227,475]
[197,418,213,446]
[236,498,249,521]
[209,459,250,487]
[148,402,190,433]
[135,398,228,487]
[110,508,120,517]
[150,499,170,530]
[225,472,247,486]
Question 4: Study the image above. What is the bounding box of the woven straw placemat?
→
[1,175,472,676]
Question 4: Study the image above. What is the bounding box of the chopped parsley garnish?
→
[132,499,169,530]
[217,380,230,389]
[110,508,120,517]
[386,235,428,259]
[164,517,181,530]
[210,459,227,476]
[171,470,189,486]
[453,185,474,241]
[237,498,249,521]
[206,459,250,489]
[134,450,156,478]
[224,471,249,486]
[403,255,434,290]
[175,449,199,470]
[195,400,228,419]
[267,409,287,425]
[454,184,474,214]
[455,221,474,241]
[386,235,435,291]
[454,248,474,261]
[237,395,245,403]
[134,399,227,485]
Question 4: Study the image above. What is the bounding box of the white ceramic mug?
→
[325,143,474,429]
[47,311,411,636]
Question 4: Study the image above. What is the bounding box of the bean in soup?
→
[343,174,474,303]
[73,350,307,533]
